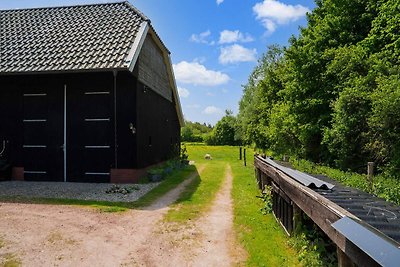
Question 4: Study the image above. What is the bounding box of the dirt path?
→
[0,164,246,266]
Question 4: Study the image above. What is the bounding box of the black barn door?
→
[21,74,113,183]
[66,81,113,183]
[22,86,64,181]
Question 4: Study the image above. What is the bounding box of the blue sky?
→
[0,0,315,125]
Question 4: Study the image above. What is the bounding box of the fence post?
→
[244,148,247,167]
[368,162,374,190]
[239,147,242,160]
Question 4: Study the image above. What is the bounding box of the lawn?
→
[175,144,301,266]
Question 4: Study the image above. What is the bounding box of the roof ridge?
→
[0,1,127,12]
[123,1,150,22]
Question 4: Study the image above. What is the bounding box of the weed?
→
[288,214,337,267]
[258,185,273,215]
[91,205,128,213]
[1,253,21,267]
[0,236,5,249]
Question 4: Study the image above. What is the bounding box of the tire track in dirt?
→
[0,164,246,266]
[133,164,247,267]
[0,167,204,267]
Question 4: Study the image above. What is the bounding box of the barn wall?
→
[0,69,180,181]
[136,81,180,168]
[137,35,173,102]
[0,76,23,168]
[116,71,137,169]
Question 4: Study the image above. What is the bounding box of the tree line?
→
[181,110,241,146]
[236,0,400,177]
[182,0,400,177]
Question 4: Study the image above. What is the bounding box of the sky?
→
[0,0,316,125]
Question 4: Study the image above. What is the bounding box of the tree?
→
[181,120,212,142]
[206,110,241,146]
[236,0,400,176]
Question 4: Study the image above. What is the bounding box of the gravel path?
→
[0,181,160,202]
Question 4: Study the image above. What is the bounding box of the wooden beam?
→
[254,156,379,267]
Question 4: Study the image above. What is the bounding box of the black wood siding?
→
[116,71,137,169]
[136,81,180,168]
[0,70,180,182]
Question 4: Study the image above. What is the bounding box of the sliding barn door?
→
[22,86,64,181]
[66,83,114,183]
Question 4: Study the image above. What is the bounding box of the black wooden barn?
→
[0,2,184,183]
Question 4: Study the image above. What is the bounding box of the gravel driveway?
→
[0,181,160,202]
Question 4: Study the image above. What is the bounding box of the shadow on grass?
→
[0,165,201,212]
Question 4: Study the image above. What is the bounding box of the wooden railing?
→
[254,155,386,267]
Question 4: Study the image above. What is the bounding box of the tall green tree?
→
[236,0,400,176]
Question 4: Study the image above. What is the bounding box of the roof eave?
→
[0,67,128,76]
[125,21,149,72]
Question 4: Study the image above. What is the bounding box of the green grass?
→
[0,236,5,249]
[164,145,234,222]
[229,149,301,266]
[175,144,301,266]
[0,166,197,212]
[164,162,226,221]
[291,158,400,205]
[0,254,21,267]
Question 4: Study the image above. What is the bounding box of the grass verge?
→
[165,144,234,222]
[0,166,196,212]
[164,162,226,222]
[179,144,301,266]
[230,151,301,266]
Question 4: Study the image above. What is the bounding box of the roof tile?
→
[0,2,146,73]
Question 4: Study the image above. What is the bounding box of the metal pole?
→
[244,148,246,167]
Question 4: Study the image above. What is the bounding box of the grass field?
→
[176,144,301,266]
[0,144,310,265]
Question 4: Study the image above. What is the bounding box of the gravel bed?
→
[0,181,161,202]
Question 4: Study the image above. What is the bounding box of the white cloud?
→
[219,30,254,44]
[173,61,230,86]
[253,0,310,34]
[219,44,257,64]
[190,30,214,44]
[193,57,206,64]
[178,87,190,98]
[187,104,201,109]
[216,0,224,5]
[203,106,223,115]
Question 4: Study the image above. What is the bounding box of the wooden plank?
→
[254,156,379,267]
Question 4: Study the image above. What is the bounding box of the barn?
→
[0,2,184,183]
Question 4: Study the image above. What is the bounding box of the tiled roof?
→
[0,2,148,73]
